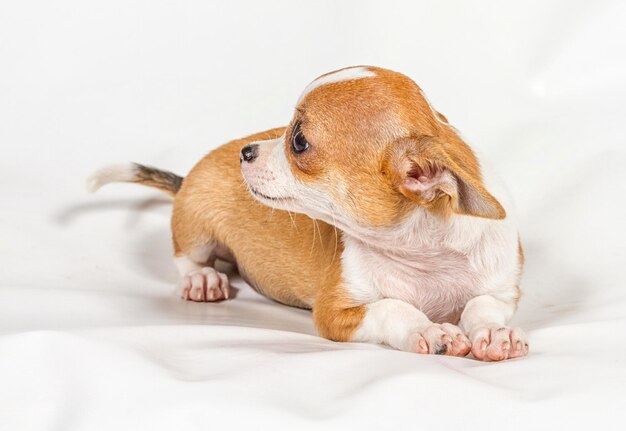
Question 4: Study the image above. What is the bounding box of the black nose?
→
[240,144,259,163]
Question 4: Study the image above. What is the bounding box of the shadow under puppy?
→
[89,66,527,361]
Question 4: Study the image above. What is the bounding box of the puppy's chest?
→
[346,243,480,323]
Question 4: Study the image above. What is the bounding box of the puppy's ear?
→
[386,136,506,219]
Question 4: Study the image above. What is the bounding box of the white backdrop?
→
[1,1,625,429]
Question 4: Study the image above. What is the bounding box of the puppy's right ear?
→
[385,136,506,219]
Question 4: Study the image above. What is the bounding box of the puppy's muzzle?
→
[240,144,259,163]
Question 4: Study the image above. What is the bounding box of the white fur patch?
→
[240,134,338,220]
[174,256,204,277]
[341,235,383,304]
[297,67,376,104]
[458,295,514,334]
[86,163,138,193]
[174,244,216,276]
[353,298,431,351]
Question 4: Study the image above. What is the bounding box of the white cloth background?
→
[1,1,625,429]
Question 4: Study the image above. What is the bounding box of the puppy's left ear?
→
[386,136,506,219]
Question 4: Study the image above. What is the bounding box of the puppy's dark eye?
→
[290,122,310,154]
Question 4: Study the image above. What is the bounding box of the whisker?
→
[327,207,340,264]
[310,217,318,255]
[287,209,296,229]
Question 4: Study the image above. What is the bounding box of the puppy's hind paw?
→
[178,267,230,302]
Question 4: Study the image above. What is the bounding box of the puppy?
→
[88,66,527,361]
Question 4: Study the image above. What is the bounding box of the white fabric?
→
[1,1,625,429]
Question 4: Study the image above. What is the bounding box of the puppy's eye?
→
[291,122,310,154]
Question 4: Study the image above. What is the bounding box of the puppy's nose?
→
[240,144,259,163]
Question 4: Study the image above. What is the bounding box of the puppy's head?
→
[240,66,505,235]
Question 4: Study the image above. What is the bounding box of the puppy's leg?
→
[174,244,231,302]
[459,295,528,361]
[314,297,470,356]
[353,299,471,355]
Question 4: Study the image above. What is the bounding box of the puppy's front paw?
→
[179,267,230,302]
[469,326,528,361]
[408,323,471,357]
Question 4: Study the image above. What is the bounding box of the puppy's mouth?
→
[248,186,294,203]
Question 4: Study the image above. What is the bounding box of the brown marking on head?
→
[282,66,505,227]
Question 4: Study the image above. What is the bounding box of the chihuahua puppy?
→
[89,66,527,361]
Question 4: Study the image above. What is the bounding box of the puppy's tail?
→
[86,163,183,198]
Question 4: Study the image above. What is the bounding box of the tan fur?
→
[172,128,343,309]
[284,67,504,228]
[312,268,366,342]
[164,66,510,340]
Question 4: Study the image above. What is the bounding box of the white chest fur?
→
[340,209,521,324]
